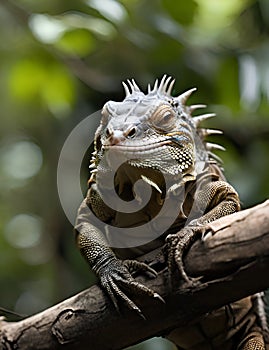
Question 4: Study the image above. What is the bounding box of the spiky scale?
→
[161,76,172,94]
[152,79,159,93]
[141,175,162,194]
[199,128,223,138]
[122,81,131,97]
[192,113,216,127]
[131,79,141,92]
[189,104,207,113]
[205,142,226,152]
[176,87,197,105]
[208,151,224,164]
[158,74,168,94]
[127,79,140,93]
[167,79,175,95]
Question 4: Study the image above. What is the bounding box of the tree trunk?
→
[1,200,269,350]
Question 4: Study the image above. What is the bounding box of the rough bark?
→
[1,200,269,350]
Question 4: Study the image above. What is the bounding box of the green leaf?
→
[41,64,76,117]
[55,28,96,57]
[8,58,76,117]
[161,0,198,25]
[8,59,47,102]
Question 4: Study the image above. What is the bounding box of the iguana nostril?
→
[105,127,113,138]
[105,129,125,145]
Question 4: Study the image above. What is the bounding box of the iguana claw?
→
[98,258,163,318]
[165,226,202,288]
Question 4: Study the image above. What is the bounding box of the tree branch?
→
[1,200,269,350]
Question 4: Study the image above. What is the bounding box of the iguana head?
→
[91,75,222,187]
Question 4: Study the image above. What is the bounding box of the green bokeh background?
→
[0,1,269,349]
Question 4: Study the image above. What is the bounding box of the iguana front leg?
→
[75,199,163,317]
[165,180,240,286]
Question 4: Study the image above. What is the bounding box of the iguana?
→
[75,75,268,349]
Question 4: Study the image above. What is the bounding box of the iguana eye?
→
[150,105,176,132]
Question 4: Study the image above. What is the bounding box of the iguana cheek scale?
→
[75,75,268,350]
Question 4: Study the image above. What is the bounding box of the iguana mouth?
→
[102,139,177,152]
[100,137,194,176]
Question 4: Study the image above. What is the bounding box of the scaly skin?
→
[75,75,268,349]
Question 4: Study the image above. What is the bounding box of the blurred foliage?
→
[0,0,269,349]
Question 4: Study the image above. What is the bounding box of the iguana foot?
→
[97,258,164,318]
[165,226,202,288]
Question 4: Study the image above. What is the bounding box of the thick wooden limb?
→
[1,200,269,350]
